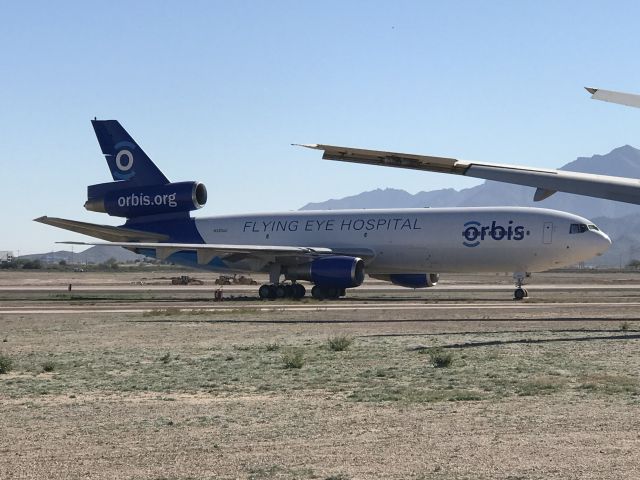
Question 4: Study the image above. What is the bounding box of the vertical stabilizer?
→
[91,120,169,186]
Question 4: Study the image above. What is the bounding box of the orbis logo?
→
[462,220,529,247]
[113,141,137,181]
[117,192,178,208]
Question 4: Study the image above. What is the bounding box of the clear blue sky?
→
[3,0,640,254]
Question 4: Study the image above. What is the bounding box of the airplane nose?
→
[594,231,611,256]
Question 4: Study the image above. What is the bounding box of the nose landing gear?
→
[513,272,529,300]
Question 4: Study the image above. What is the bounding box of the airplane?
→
[298,87,640,206]
[35,120,611,300]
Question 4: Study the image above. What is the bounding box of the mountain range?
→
[20,245,145,264]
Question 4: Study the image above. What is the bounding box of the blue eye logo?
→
[113,141,137,180]
[462,221,482,247]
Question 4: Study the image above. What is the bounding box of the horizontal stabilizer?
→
[34,216,169,242]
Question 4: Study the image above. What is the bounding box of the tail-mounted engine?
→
[85,181,207,218]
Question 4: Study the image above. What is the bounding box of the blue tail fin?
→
[91,120,169,186]
[87,119,206,221]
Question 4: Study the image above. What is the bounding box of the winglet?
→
[585,87,598,95]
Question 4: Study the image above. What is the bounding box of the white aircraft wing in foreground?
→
[298,143,640,205]
[299,86,640,205]
[586,87,640,109]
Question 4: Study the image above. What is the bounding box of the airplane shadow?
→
[131,317,640,327]
[410,332,640,350]
[130,316,640,347]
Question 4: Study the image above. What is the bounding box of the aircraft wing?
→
[61,241,374,265]
[298,144,640,205]
[586,87,640,109]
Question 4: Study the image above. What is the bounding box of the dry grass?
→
[281,348,305,369]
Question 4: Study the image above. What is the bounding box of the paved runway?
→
[2,283,640,291]
[3,271,640,320]
[3,301,640,315]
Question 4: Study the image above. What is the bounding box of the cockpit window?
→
[587,224,599,231]
[570,223,588,234]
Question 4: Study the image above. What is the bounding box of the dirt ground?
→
[1,271,640,479]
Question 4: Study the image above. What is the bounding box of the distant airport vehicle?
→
[214,274,257,286]
[298,87,640,206]
[171,275,204,286]
[36,120,610,300]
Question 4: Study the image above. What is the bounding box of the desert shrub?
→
[41,360,55,372]
[327,335,353,352]
[620,321,630,331]
[281,348,304,369]
[428,348,453,368]
[0,353,13,374]
[159,352,172,364]
[265,342,280,352]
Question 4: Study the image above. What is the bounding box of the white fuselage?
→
[189,207,610,274]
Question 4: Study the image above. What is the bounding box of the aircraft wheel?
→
[325,286,340,299]
[514,288,526,300]
[293,283,306,299]
[259,284,273,300]
[311,285,325,300]
[275,284,287,299]
[339,288,346,297]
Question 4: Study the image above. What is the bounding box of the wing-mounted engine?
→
[286,256,365,288]
[370,273,439,288]
[85,181,207,218]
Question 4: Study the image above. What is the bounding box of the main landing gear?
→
[258,283,306,299]
[258,283,347,300]
[258,264,347,300]
[310,285,346,300]
[259,264,307,299]
[513,272,529,300]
